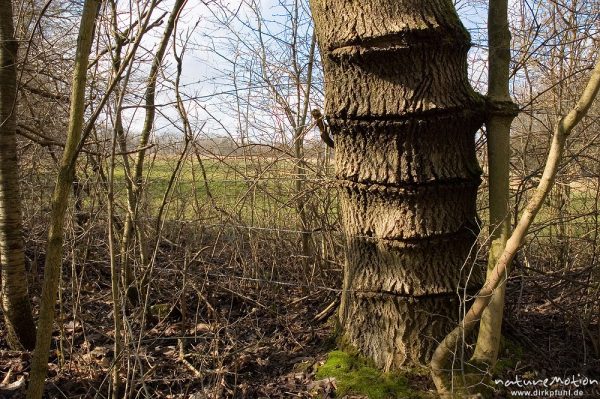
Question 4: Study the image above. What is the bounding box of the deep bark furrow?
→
[338,178,481,193]
[350,291,466,299]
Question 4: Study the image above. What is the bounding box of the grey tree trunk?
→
[0,0,36,350]
[472,0,518,367]
[310,0,485,369]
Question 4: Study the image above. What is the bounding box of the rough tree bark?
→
[0,0,37,350]
[310,0,485,368]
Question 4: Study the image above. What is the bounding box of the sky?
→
[118,0,491,143]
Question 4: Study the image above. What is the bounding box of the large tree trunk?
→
[310,0,485,369]
[0,0,36,350]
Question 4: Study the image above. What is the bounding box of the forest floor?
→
[0,249,598,398]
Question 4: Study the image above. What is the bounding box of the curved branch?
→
[430,58,600,397]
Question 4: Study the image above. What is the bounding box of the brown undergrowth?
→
[0,224,343,398]
[1,224,599,398]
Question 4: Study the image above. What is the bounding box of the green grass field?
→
[23,154,600,253]
[107,155,337,227]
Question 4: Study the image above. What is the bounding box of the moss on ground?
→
[494,336,525,374]
[315,350,431,399]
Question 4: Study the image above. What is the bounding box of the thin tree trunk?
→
[108,0,139,304]
[431,59,600,397]
[0,0,36,350]
[107,107,123,399]
[253,5,317,273]
[119,0,186,304]
[26,1,101,398]
[294,34,316,275]
[106,3,127,394]
[472,0,519,367]
[310,0,485,369]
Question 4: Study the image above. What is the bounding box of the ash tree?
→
[310,0,485,369]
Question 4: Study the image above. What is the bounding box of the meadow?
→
[10,146,600,398]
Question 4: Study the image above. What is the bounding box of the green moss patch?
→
[494,336,525,374]
[315,350,429,399]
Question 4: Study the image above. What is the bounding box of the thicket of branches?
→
[0,0,598,397]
